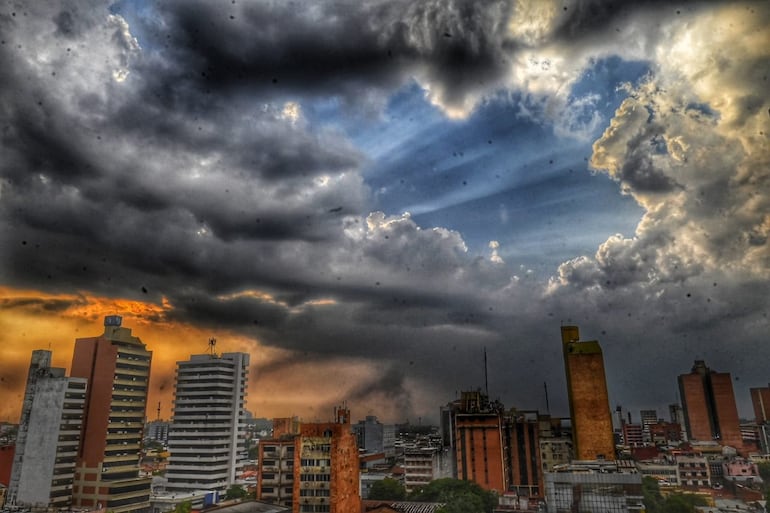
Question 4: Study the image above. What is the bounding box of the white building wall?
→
[166,352,250,493]
[8,350,86,509]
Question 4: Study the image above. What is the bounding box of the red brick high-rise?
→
[561,325,615,461]
[69,316,152,513]
[750,386,770,425]
[452,390,507,493]
[257,406,360,513]
[678,360,742,449]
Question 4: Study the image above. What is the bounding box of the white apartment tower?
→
[8,350,87,509]
[165,351,250,493]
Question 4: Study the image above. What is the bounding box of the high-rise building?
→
[258,407,359,513]
[560,326,615,461]
[165,352,250,493]
[295,406,359,513]
[678,360,742,448]
[7,350,86,509]
[452,390,507,492]
[750,386,770,425]
[257,436,296,509]
[70,315,153,513]
[504,410,544,498]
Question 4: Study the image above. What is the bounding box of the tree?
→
[224,484,248,500]
[661,493,708,513]
[641,477,707,513]
[758,461,770,483]
[173,501,191,513]
[410,478,497,513]
[368,478,407,500]
[642,476,664,513]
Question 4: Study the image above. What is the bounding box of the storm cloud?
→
[0,0,768,423]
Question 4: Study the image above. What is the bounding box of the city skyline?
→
[1,1,768,425]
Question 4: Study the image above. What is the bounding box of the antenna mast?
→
[484,347,489,398]
[544,382,550,414]
[157,401,161,421]
[208,337,217,357]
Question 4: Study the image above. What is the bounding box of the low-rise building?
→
[676,455,711,488]
[544,461,643,513]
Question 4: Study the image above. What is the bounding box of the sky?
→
[0,0,768,426]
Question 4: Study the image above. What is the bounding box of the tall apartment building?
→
[750,386,770,424]
[503,410,542,498]
[560,326,615,461]
[452,390,507,492]
[257,407,360,513]
[402,447,440,493]
[295,406,360,513]
[7,350,86,509]
[257,437,296,509]
[70,315,153,513]
[165,352,250,493]
[678,360,742,448]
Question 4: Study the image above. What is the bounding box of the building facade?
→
[295,407,360,513]
[503,410,543,499]
[7,350,86,509]
[165,352,250,493]
[257,407,360,513]
[258,438,296,509]
[560,326,616,461]
[452,391,507,493]
[544,461,643,513]
[69,316,153,513]
[678,360,742,449]
[751,386,770,424]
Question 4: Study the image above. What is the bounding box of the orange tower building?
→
[750,386,770,425]
[69,316,152,513]
[678,360,742,448]
[258,406,360,513]
[561,325,615,461]
[453,390,507,492]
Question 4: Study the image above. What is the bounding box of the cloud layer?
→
[0,0,768,423]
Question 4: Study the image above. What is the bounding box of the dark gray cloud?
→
[147,0,514,114]
[0,0,768,424]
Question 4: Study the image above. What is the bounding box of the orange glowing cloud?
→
[0,286,384,424]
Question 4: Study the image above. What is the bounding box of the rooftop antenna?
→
[544,381,550,414]
[208,337,217,357]
[157,401,161,421]
[484,347,489,398]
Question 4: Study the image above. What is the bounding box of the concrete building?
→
[145,420,170,447]
[648,422,682,445]
[636,461,679,486]
[622,424,644,448]
[402,447,440,493]
[452,391,507,493]
[257,407,361,513]
[640,410,658,442]
[6,350,86,510]
[750,386,770,424]
[560,326,616,461]
[675,455,711,488]
[258,438,296,509]
[165,352,250,493]
[544,461,643,513]
[354,416,385,454]
[354,416,397,460]
[295,406,360,513]
[70,315,152,513]
[503,410,543,499]
[678,360,742,449]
